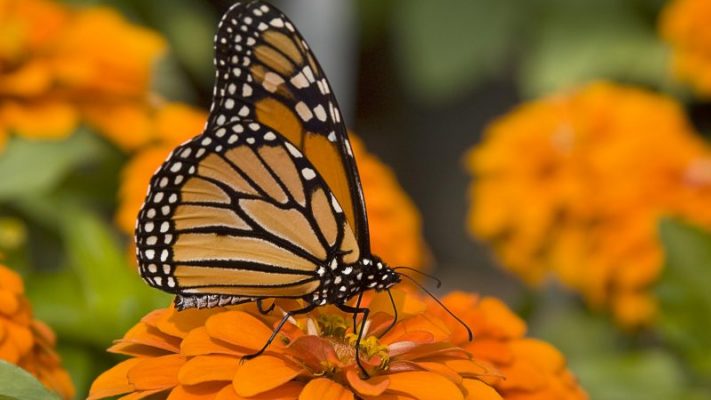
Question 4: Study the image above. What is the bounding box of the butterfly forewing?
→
[209,1,370,253]
[135,120,361,299]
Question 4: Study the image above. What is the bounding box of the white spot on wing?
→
[313,105,327,122]
[301,168,316,180]
[295,102,313,122]
[290,72,309,89]
[242,84,252,97]
[262,72,284,92]
[284,142,302,158]
[331,195,342,213]
[303,66,315,82]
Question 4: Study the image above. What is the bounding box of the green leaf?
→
[27,205,170,347]
[657,218,711,377]
[0,360,60,400]
[391,0,519,103]
[56,344,111,399]
[0,130,104,201]
[531,295,697,399]
[576,351,688,400]
[140,0,217,89]
[518,0,669,97]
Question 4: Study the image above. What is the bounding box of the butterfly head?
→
[360,256,400,292]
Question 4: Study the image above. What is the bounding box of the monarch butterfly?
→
[135,0,471,376]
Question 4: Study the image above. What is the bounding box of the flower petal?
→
[112,321,181,353]
[167,383,229,400]
[88,358,141,399]
[233,355,303,397]
[478,298,526,339]
[380,315,449,345]
[286,335,341,371]
[0,267,23,294]
[218,381,303,400]
[0,291,20,315]
[462,379,503,400]
[181,326,248,357]
[178,355,240,385]
[158,306,223,339]
[126,354,186,390]
[298,378,354,400]
[415,361,463,386]
[466,339,513,364]
[3,100,78,139]
[206,311,276,351]
[510,338,565,372]
[346,368,389,397]
[118,389,166,400]
[385,371,464,400]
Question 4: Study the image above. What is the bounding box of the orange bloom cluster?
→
[660,0,711,97]
[0,264,74,399]
[432,293,587,400]
[466,81,711,326]
[89,288,505,400]
[0,0,167,150]
[116,133,429,271]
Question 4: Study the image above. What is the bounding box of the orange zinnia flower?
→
[0,264,75,399]
[0,0,166,148]
[116,132,429,272]
[660,0,711,97]
[89,288,504,400]
[430,292,588,400]
[466,81,711,326]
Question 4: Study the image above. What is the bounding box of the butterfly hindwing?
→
[135,121,361,301]
[208,1,370,253]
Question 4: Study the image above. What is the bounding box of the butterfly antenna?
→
[393,266,442,288]
[398,274,473,341]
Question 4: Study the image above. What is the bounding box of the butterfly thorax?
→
[309,256,400,306]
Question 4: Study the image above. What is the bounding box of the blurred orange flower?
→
[0,264,74,399]
[0,0,166,148]
[431,292,588,400]
[116,132,429,271]
[466,81,711,326]
[660,0,711,97]
[89,288,503,400]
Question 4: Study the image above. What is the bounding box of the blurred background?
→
[2,0,711,398]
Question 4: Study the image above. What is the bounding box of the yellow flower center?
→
[315,314,390,371]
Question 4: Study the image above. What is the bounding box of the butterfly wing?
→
[135,120,361,301]
[208,1,370,253]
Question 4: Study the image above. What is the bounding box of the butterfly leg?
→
[378,289,398,338]
[352,291,364,334]
[256,298,276,315]
[338,303,370,378]
[241,303,317,363]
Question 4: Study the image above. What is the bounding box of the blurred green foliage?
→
[658,220,711,383]
[0,361,61,400]
[391,0,673,103]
